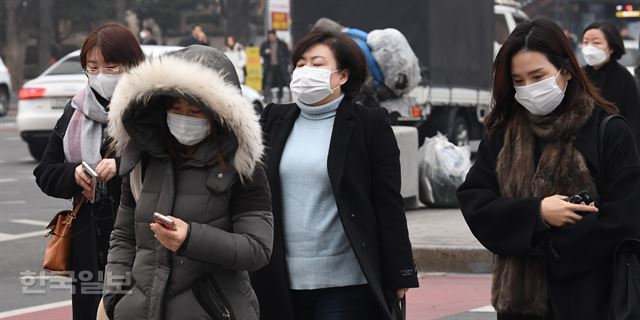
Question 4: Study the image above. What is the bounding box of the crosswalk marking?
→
[0,230,48,242]
[0,219,50,242]
[0,200,26,205]
[19,275,69,281]
[470,305,495,312]
[0,300,71,318]
[10,219,49,227]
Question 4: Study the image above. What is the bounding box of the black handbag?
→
[192,273,235,320]
[608,238,640,320]
[597,116,640,319]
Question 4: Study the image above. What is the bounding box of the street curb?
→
[413,246,493,274]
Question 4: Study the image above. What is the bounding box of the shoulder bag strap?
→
[597,114,619,196]
[69,195,86,221]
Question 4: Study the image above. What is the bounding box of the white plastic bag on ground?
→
[419,133,472,207]
[367,28,421,97]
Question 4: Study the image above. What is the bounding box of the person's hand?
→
[397,288,409,299]
[74,164,93,199]
[96,159,117,182]
[150,217,189,252]
[541,195,598,227]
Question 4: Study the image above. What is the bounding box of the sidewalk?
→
[407,208,493,273]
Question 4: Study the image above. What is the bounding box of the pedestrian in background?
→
[260,30,290,103]
[562,28,578,51]
[458,19,640,320]
[102,45,273,320]
[33,22,144,320]
[619,24,634,40]
[582,21,640,148]
[139,27,158,45]
[197,28,209,46]
[253,29,418,320]
[224,35,247,84]
[180,25,208,46]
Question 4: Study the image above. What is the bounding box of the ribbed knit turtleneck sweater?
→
[279,95,367,289]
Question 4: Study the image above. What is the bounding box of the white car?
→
[0,57,12,116]
[17,45,264,161]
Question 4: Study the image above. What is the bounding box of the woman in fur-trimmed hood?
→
[457,19,640,320]
[102,45,273,320]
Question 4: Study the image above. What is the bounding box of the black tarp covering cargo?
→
[291,0,494,90]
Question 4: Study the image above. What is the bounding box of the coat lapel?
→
[327,100,355,195]
[267,104,300,184]
[265,104,299,295]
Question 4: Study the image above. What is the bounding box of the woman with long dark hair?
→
[34,22,144,320]
[457,19,640,319]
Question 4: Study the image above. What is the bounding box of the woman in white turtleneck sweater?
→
[252,28,419,320]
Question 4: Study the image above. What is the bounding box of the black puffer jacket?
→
[102,45,273,320]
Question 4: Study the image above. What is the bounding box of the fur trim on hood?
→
[108,46,263,178]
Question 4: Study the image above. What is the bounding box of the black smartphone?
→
[565,190,596,216]
[565,190,594,205]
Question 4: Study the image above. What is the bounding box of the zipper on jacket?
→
[209,276,235,320]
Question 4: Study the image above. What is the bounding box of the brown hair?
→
[486,19,617,137]
[80,22,144,69]
[291,29,367,100]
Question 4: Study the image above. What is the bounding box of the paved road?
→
[0,114,71,312]
[0,113,497,319]
[0,273,496,320]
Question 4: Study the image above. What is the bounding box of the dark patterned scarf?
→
[492,94,598,316]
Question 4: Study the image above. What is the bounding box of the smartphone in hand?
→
[153,212,176,231]
[81,161,98,203]
[565,190,596,216]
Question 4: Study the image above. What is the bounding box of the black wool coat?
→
[33,103,121,320]
[584,60,640,150]
[457,109,640,320]
[251,100,419,320]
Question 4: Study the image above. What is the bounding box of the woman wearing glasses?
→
[34,22,144,320]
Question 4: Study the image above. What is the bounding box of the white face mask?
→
[581,45,609,66]
[88,73,121,100]
[514,70,567,116]
[166,113,210,146]
[290,66,340,105]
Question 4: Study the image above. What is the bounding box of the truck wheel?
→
[449,116,470,147]
[28,141,46,162]
[0,88,9,117]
